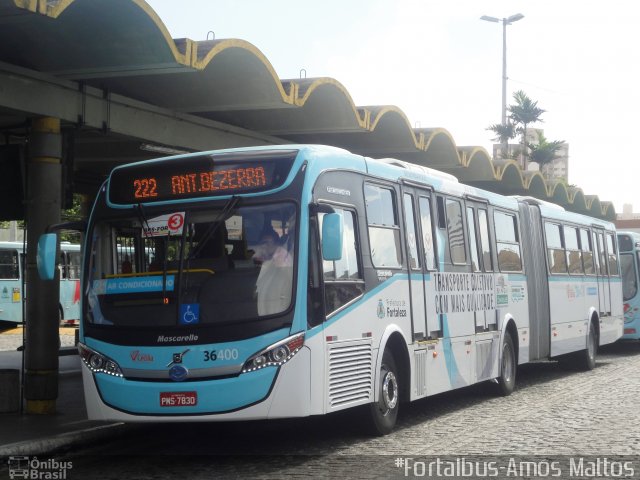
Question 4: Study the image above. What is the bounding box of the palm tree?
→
[526,132,564,179]
[486,122,516,160]
[508,90,545,169]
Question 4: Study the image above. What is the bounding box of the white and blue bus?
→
[38,145,623,434]
[0,241,81,327]
[617,231,640,340]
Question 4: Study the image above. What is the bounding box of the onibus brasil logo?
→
[8,456,73,479]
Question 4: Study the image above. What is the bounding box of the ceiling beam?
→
[0,60,286,153]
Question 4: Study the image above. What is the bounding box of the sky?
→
[145,0,640,212]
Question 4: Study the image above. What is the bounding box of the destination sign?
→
[108,150,298,204]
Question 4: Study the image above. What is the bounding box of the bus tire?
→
[366,349,399,436]
[496,333,516,396]
[577,322,598,371]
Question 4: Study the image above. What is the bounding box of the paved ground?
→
[2,340,635,479]
[0,326,76,352]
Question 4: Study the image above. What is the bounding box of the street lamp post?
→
[481,13,524,158]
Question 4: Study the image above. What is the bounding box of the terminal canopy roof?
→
[0,0,615,219]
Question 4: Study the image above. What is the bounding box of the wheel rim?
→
[381,370,398,414]
[502,343,513,383]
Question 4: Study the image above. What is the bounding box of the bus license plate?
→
[160,391,197,407]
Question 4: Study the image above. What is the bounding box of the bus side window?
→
[466,207,481,272]
[592,232,602,275]
[307,217,324,327]
[0,250,19,279]
[565,226,583,275]
[478,209,493,272]
[597,233,608,276]
[606,233,619,276]
[581,229,594,274]
[59,252,67,278]
[545,222,566,274]
[319,208,364,316]
[365,184,402,269]
[418,197,436,270]
[67,252,81,279]
[621,253,638,301]
[445,199,466,265]
[403,194,420,270]
[494,211,522,272]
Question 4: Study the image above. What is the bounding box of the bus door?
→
[593,228,611,316]
[401,187,427,341]
[465,199,494,333]
[416,191,439,339]
[466,199,499,381]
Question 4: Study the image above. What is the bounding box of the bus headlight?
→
[78,343,124,377]
[241,332,305,373]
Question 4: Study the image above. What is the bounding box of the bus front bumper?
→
[82,346,311,422]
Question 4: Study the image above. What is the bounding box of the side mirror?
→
[321,213,343,261]
[37,233,58,280]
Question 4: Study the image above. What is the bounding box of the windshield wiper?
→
[135,203,169,299]
[135,203,150,234]
[186,196,240,261]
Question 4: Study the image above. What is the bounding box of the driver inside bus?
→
[254,218,294,316]
[251,229,279,265]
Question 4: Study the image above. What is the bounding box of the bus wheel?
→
[366,350,399,436]
[578,323,598,370]
[496,334,516,396]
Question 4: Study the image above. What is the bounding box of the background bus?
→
[617,231,640,340]
[39,145,623,434]
[0,241,80,327]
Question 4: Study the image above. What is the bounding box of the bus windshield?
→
[86,202,296,327]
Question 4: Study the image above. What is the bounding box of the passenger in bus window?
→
[121,255,132,274]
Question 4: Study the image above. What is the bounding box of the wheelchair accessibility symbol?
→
[179,304,200,325]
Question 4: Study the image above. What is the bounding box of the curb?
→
[0,422,128,456]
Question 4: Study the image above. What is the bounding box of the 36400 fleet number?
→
[203,348,239,362]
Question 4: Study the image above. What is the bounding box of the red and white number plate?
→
[160,391,198,407]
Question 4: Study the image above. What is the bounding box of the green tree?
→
[508,90,546,169]
[486,122,516,160]
[60,193,84,243]
[527,132,565,179]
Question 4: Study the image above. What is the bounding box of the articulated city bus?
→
[0,241,80,327]
[617,231,640,340]
[38,145,623,434]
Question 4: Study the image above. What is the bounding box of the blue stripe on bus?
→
[547,275,622,283]
[305,270,464,388]
[441,313,464,388]
[306,274,411,339]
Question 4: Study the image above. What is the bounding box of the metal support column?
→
[24,117,62,414]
